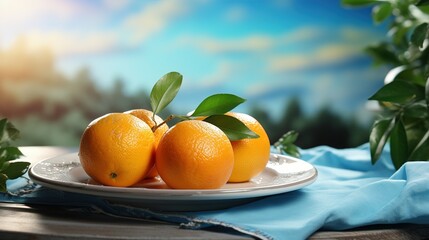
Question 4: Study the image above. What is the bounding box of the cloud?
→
[0,0,125,55]
[180,26,380,74]
[199,62,239,87]
[245,72,309,100]
[341,27,381,43]
[224,5,248,22]
[23,30,119,57]
[102,0,131,11]
[268,43,361,72]
[182,35,274,54]
[124,1,190,44]
[0,0,87,26]
[2,0,195,56]
[280,27,325,45]
[180,27,325,55]
[268,26,382,73]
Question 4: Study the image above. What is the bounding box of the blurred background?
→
[0,0,388,148]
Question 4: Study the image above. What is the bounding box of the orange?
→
[156,120,234,189]
[226,112,271,183]
[79,113,155,187]
[124,109,169,178]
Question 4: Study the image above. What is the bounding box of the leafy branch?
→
[342,0,429,169]
[149,72,259,140]
[0,118,30,192]
[274,131,301,158]
[148,71,300,156]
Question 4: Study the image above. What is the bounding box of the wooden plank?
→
[310,224,429,240]
[0,203,252,240]
[2,202,429,240]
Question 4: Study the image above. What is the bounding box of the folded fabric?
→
[2,144,429,240]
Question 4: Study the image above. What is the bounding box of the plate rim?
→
[29,152,317,201]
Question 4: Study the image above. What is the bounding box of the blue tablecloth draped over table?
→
[2,144,429,240]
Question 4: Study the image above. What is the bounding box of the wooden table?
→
[1,147,428,240]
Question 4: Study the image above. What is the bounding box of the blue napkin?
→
[2,144,429,240]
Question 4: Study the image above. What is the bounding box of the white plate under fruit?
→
[29,153,317,211]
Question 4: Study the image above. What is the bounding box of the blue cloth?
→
[2,144,429,240]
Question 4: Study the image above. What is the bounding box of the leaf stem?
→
[151,113,157,129]
[152,115,175,132]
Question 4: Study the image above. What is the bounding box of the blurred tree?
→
[250,98,369,149]
[297,107,351,148]
[348,118,371,147]
[0,41,154,146]
[275,97,305,143]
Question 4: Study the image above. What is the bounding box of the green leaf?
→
[369,118,395,164]
[426,76,429,110]
[0,147,24,162]
[389,119,408,169]
[341,0,379,6]
[0,161,10,172]
[0,119,28,192]
[0,174,7,192]
[409,129,429,160]
[365,43,401,66]
[274,131,301,158]
[281,144,301,158]
[204,115,259,141]
[369,80,424,104]
[418,6,429,18]
[150,72,183,115]
[372,3,392,24]
[0,119,6,134]
[404,101,428,118]
[390,25,412,47]
[275,131,299,146]
[410,5,429,24]
[0,119,20,146]
[191,94,245,117]
[418,0,429,7]
[0,119,7,146]
[4,162,30,179]
[384,65,406,84]
[6,122,20,141]
[411,23,428,48]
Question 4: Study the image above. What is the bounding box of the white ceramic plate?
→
[29,153,317,211]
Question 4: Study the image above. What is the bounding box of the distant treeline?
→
[0,70,153,146]
[1,41,371,148]
[249,98,372,149]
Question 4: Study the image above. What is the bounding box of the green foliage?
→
[373,3,393,24]
[191,94,245,117]
[0,119,30,192]
[369,80,424,103]
[274,131,301,158]
[150,72,183,115]
[343,0,429,169]
[149,72,262,141]
[204,115,259,141]
[369,118,394,163]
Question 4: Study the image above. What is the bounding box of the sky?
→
[0,0,388,122]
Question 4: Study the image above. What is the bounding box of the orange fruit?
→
[156,120,234,189]
[124,109,169,178]
[226,112,271,183]
[79,113,155,187]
